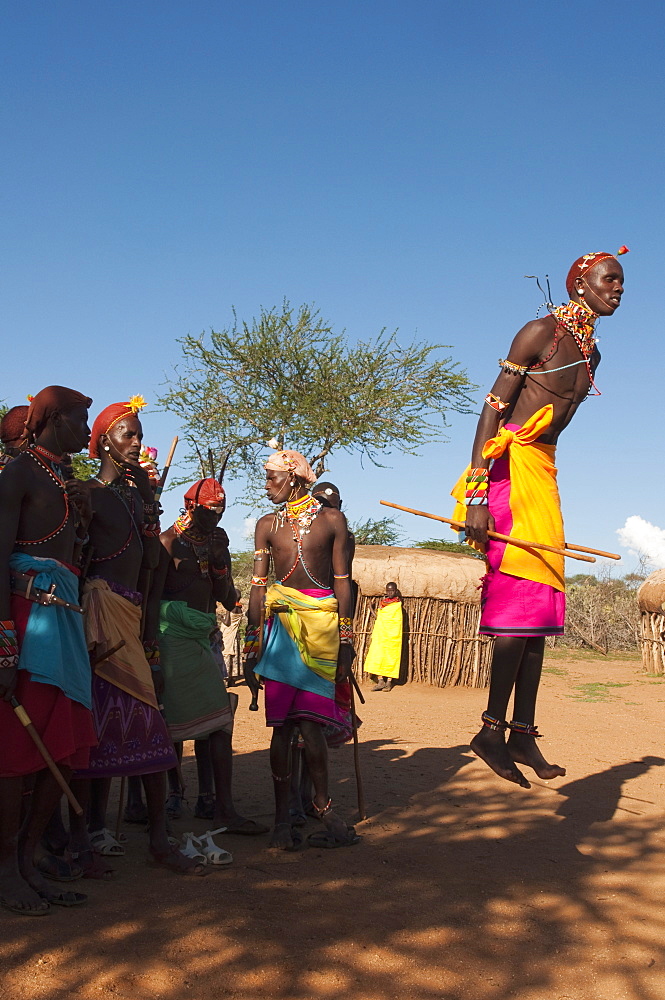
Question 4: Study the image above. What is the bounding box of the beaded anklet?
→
[481,711,507,732]
[311,797,333,817]
[508,720,542,738]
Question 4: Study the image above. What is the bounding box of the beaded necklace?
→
[276,493,322,533]
[549,299,601,396]
[90,476,143,563]
[16,447,70,545]
[277,495,328,589]
[174,512,210,576]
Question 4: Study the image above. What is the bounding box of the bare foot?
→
[268,823,295,850]
[470,728,530,788]
[0,864,50,916]
[507,731,566,779]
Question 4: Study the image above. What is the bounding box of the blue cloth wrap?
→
[10,553,92,709]
[256,615,334,700]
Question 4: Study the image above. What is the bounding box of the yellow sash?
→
[265,583,339,682]
[451,405,565,592]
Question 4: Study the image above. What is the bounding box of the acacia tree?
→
[159,301,475,490]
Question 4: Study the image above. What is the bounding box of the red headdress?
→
[0,405,29,446]
[184,478,226,509]
[89,395,146,458]
[566,247,629,298]
[25,386,93,442]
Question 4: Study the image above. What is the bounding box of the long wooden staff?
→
[154,436,178,500]
[380,501,596,564]
[11,697,83,815]
[348,678,366,820]
[247,602,266,712]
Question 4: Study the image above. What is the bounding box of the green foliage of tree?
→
[71,453,98,480]
[350,516,404,546]
[413,537,484,559]
[159,302,476,489]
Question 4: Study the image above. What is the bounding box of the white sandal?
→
[180,832,207,866]
[198,828,233,866]
[90,828,125,857]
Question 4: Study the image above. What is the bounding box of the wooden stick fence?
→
[353,595,493,688]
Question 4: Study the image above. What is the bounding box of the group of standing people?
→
[0,247,626,915]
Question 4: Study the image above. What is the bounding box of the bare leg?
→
[194,738,215,818]
[0,776,48,914]
[470,636,530,788]
[507,637,565,779]
[166,743,183,818]
[269,722,296,848]
[124,775,147,823]
[142,771,205,874]
[88,777,112,833]
[300,719,354,843]
[68,778,92,854]
[20,767,87,904]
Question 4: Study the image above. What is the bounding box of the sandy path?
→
[2,652,665,1000]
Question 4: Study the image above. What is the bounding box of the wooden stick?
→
[349,680,366,820]
[565,542,621,560]
[380,501,595,564]
[247,602,266,712]
[11,697,83,816]
[155,436,178,499]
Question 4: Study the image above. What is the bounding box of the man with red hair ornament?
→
[453,250,626,788]
[146,478,269,844]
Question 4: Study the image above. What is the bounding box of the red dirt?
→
[3,652,665,1000]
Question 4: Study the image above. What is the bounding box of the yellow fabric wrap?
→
[451,405,565,592]
[82,579,158,709]
[363,601,403,678]
[265,583,339,682]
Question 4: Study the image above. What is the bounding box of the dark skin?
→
[0,403,92,914]
[247,468,354,849]
[67,415,203,872]
[466,259,624,788]
[146,499,252,833]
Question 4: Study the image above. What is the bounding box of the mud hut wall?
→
[353,594,493,688]
[638,611,665,675]
[636,571,665,675]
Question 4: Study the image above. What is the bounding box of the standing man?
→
[70,397,204,875]
[0,386,97,914]
[146,478,267,837]
[453,250,625,788]
[246,451,359,850]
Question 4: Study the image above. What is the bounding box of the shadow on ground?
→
[3,737,665,1000]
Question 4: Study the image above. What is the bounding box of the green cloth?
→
[159,601,233,741]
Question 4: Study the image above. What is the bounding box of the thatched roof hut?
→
[352,545,492,688]
[637,570,665,673]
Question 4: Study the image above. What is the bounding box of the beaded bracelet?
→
[251,576,268,587]
[142,639,161,671]
[339,616,354,644]
[243,626,260,659]
[211,564,228,577]
[465,468,489,506]
[484,392,509,414]
[0,620,19,661]
[498,358,528,376]
[142,520,161,537]
[333,573,349,579]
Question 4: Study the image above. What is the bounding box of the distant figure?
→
[365,581,403,692]
[219,589,244,680]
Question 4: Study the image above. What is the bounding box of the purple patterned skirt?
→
[74,675,177,778]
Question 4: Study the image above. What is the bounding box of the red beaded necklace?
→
[16,448,70,545]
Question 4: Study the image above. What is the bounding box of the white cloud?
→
[617,515,665,569]
[243,516,257,540]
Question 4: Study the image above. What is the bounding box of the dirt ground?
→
[3,651,665,1000]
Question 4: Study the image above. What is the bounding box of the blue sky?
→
[2,1,662,571]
